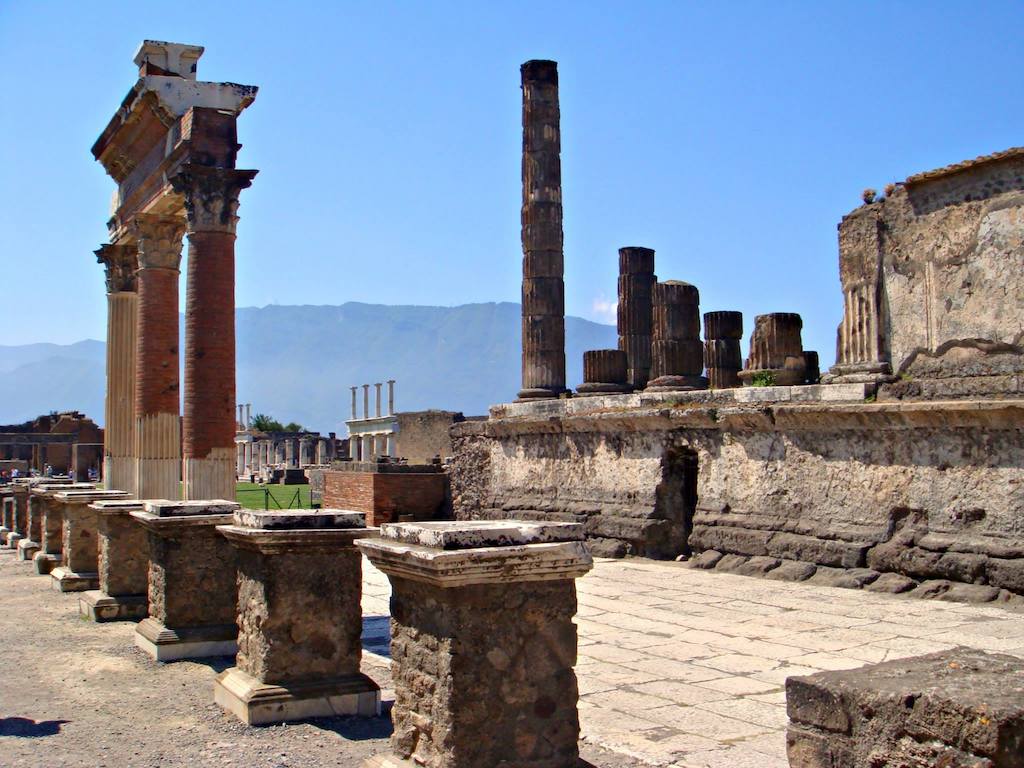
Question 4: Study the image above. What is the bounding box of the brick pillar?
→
[172,166,257,500]
[96,243,139,494]
[518,59,566,400]
[618,246,656,390]
[646,280,708,391]
[131,214,186,500]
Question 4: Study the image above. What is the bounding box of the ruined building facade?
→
[451,69,1024,598]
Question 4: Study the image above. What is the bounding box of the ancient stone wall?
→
[451,397,1024,592]
[394,410,466,463]
[831,150,1024,397]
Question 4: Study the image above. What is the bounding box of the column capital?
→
[171,165,258,235]
[130,214,186,271]
[95,243,138,293]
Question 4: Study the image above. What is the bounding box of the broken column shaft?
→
[646,281,707,391]
[703,311,743,389]
[618,247,655,389]
[518,59,566,400]
[132,214,186,500]
[174,166,257,501]
[577,349,631,395]
[738,312,807,386]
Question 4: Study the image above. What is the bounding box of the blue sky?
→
[2,1,1022,365]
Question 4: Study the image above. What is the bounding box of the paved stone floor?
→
[363,557,1024,768]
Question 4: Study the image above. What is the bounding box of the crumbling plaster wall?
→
[451,404,1024,591]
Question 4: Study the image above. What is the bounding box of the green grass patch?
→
[235,482,312,510]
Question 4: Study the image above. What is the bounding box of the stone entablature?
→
[452,396,1024,595]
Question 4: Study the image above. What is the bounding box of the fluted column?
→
[618,247,655,389]
[646,281,707,391]
[172,165,257,501]
[738,313,806,386]
[518,59,566,400]
[131,215,186,500]
[577,349,630,395]
[350,387,358,420]
[96,243,139,494]
[703,311,743,389]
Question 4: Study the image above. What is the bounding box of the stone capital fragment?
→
[130,214,186,270]
[95,243,138,293]
[171,165,258,235]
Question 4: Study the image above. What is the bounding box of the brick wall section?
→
[323,471,447,526]
[183,231,235,459]
[136,267,179,417]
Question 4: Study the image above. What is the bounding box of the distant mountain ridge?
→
[0,302,616,433]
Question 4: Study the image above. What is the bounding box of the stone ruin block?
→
[647,280,708,391]
[358,520,593,768]
[704,310,743,389]
[213,509,380,725]
[786,648,1024,767]
[131,500,240,661]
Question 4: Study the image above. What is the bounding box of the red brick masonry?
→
[322,471,447,526]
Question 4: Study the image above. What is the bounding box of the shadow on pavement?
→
[0,717,69,737]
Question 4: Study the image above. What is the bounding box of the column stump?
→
[80,500,149,621]
[131,500,240,661]
[357,520,593,768]
[51,489,128,592]
[214,509,380,725]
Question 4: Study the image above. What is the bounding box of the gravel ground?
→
[0,549,638,768]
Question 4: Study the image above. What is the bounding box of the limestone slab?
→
[78,590,148,622]
[379,519,583,549]
[214,668,380,725]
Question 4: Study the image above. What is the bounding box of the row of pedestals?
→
[0,480,595,768]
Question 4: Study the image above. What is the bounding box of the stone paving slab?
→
[361,556,1024,768]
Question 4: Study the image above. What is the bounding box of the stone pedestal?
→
[213,509,379,725]
[786,649,1024,767]
[131,500,240,661]
[80,500,150,622]
[16,480,78,559]
[577,349,631,395]
[0,492,13,542]
[703,311,743,389]
[739,312,806,386]
[357,520,593,768]
[647,281,708,391]
[50,490,128,592]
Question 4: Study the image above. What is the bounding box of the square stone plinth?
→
[16,538,40,560]
[131,500,240,662]
[214,509,380,725]
[51,490,128,593]
[786,648,1024,767]
[81,500,149,622]
[357,521,592,768]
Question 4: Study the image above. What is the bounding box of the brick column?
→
[96,244,139,495]
[131,215,186,500]
[172,166,257,501]
[519,60,566,400]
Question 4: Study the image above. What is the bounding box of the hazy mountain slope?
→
[0,302,615,433]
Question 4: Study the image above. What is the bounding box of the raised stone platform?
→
[786,648,1024,767]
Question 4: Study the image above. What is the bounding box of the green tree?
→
[250,413,285,432]
[283,422,304,432]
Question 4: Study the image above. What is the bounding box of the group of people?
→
[0,465,99,485]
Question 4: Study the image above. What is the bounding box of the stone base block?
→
[575,382,632,396]
[33,552,61,574]
[17,539,39,560]
[134,617,237,662]
[214,668,380,725]
[7,532,24,549]
[79,590,148,622]
[362,755,596,768]
[50,567,99,592]
[646,374,709,391]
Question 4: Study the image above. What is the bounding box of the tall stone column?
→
[362,385,370,419]
[131,214,186,500]
[518,60,566,400]
[618,246,656,389]
[172,166,257,501]
[350,387,358,420]
[96,243,139,495]
[375,383,382,417]
[387,380,395,415]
